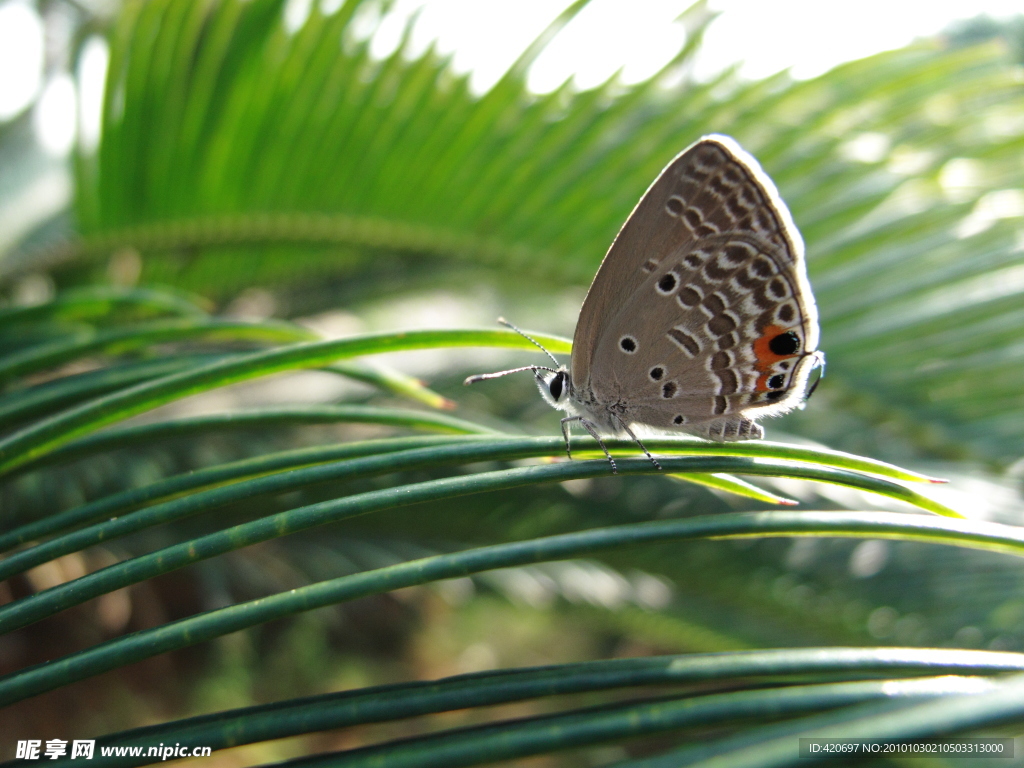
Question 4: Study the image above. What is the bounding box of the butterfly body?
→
[469,134,823,470]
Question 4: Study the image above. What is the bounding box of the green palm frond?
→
[0,287,1014,762]
[3,0,1024,764]
[5,0,1014,460]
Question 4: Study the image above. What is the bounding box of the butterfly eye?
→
[548,372,564,401]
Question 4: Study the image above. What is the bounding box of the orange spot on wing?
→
[752,324,796,392]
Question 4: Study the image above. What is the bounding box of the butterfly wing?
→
[571,135,819,435]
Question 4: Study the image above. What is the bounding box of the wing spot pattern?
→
[724,193,747,218]
[752,287,776,311]
[716,368,740,395]
[656,272,679,295]
[769,331,800,356]
[708,312,738,336]
[668,328,700,357]
[677,286,702,307]
[723,166,743,184]
[733,269,760,290]
[710,350,733,370]
[768,277,789,300]
[724,244,755,265]
[702,293,727,316]
[752,257,776,278]
[777,303,795,324]
[684,251,707,269]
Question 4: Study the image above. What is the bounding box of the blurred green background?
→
[3,1,1024,765]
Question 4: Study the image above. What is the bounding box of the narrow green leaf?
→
[0,435,489,559]
[671,473,797,505]
[258,678,990,768]
[15,405,493,474]
[0,318,316,386]
[1,507,1015,705]
[618,672,1024,768]
[0,447,960,635]
[76,648,1024,768]
[325,360,456,410]
[0,328,571,475]
[0,434,946,577]
[0,287,208,326]
[0,356,211,427]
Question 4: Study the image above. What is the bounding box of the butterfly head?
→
[536,367,571,409]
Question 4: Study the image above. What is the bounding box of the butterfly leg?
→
[562,416,618,474]
[612,415,663,471]
[560,416,576,460]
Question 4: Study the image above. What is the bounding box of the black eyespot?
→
[769,331,800,356]
[766,390,786,402]
[666,196,684,216]
[673,415,685,425]
[768,373,786,389]
[548,372,564,401]
[649,366,664,381]
[620,336,637,353]
[657,273,677,294]
[662,381,677,398]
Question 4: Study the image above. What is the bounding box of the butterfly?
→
[467,135,824,472]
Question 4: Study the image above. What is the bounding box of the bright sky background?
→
[1,0,1022,155]
[375,0,1024,92]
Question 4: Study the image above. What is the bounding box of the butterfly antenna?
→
[497,317,561,367]
[464,365,558,385]
[464,319,562,386]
